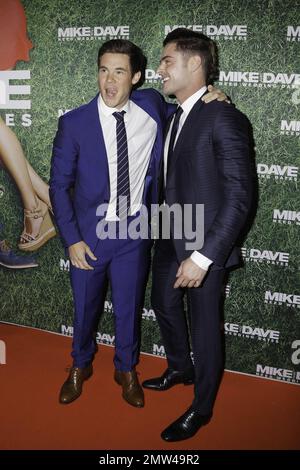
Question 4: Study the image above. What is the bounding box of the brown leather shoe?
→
[59,364,93,404]
[114,369,144,408]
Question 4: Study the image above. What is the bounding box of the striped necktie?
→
[113,111,131,219]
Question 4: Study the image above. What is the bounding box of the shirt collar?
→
[98,94,131,118]
[180,86,207,116]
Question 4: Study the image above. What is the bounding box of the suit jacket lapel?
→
[168,94,207,178]
[86,94,110,199]
[164,113,174,139]
[158,113,174,181]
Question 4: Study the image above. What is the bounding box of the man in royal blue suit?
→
[50,38,224,408]
[50,40,172,407]
[142,29,253,440]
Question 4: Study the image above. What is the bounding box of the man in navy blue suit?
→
[50,38,225,408]
[142,29,253,440]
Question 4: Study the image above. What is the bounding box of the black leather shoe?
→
[161,406,211,442]
[142,368,194,391]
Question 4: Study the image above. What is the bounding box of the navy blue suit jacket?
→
[165,97,252,269]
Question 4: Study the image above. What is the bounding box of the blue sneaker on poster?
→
[0,239,38,269]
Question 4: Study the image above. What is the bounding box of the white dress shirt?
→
[164,86,213,271]
[98,95,157,221]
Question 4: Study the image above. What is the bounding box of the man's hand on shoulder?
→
[202,84,230,103]
[68,241,97,270]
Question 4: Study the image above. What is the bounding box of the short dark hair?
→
[163,28,219,85]
[97,39,147,89]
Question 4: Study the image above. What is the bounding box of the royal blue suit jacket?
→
[50,88,175,252]
[165,97,253,269]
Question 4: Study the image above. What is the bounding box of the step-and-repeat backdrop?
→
[0,0,299,384]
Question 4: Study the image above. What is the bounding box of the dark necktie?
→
[113,111,130,219]
[166,106,183,178]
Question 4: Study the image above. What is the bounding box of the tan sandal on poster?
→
[18,199,56,252]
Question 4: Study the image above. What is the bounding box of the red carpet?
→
[0,322,299,450]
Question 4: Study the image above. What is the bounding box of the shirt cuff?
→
[190,251,213,271]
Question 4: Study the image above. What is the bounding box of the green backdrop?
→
[0,0,299,385]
